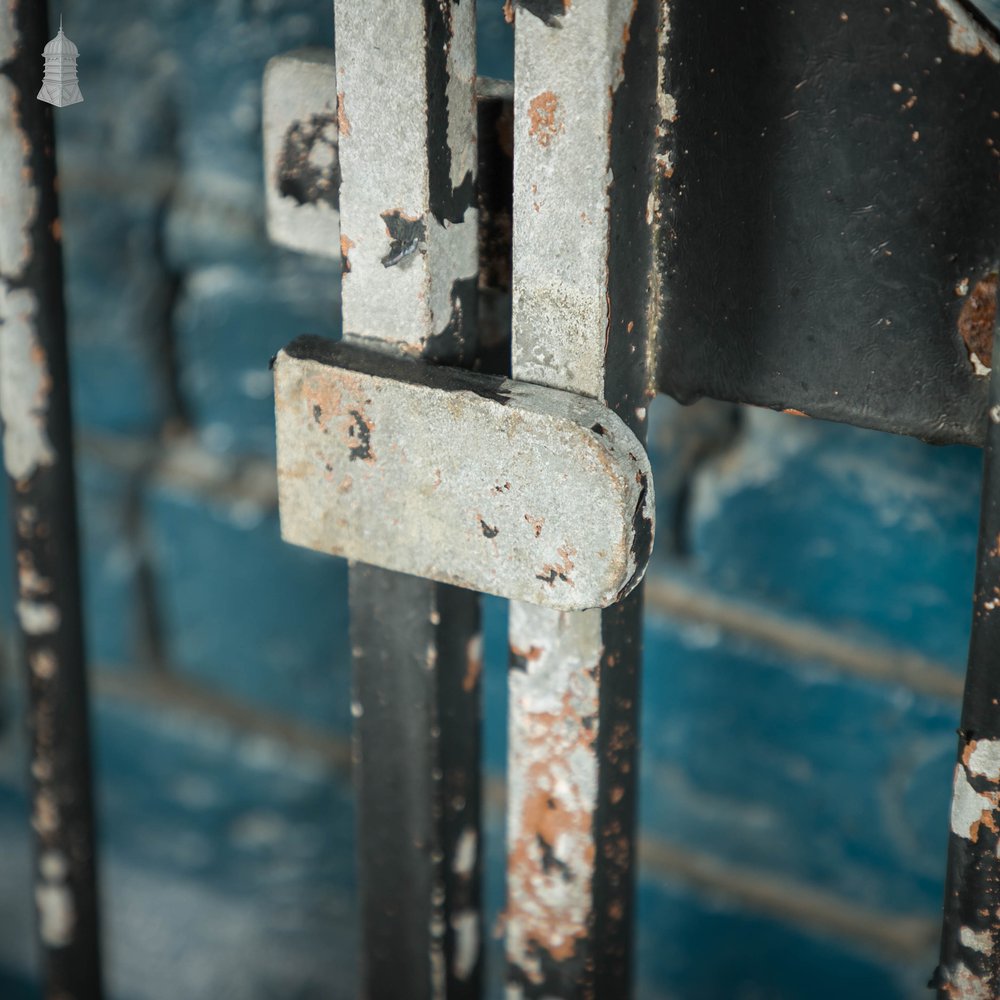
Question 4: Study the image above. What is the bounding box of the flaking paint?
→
[0,283,56,482]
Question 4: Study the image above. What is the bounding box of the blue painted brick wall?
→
[1,1,997,998]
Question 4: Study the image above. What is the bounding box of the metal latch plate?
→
[274,338,654,610]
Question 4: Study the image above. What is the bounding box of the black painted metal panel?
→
[657,0,1000,445]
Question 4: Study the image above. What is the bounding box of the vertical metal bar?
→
[0,4,103,999]
[936,311,1000,998]
[333,2,483,997]
[505,2,660,997]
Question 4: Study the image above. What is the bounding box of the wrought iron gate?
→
[2,0,1000,997]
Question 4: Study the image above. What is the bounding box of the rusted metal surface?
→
[505,1,660,996]
[274,339,652,610]
[935,310,1000,998]
[329,2,483,997]
[656,0,1000,445]
[263,48,341,260]
[0,3,102,998]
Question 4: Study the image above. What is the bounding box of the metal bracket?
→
[274,338,654,610]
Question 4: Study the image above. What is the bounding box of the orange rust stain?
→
[782,408,809,418]
[990,532,1000,558]
[528,91,562,149]
[336,92,351,137]
[507,684,598,964]
[524,514,544,538]
[963,740,978,767]
[958,273,998,370]
[503,0,514,23]
[463,649,482,693]
[510,644,543,662]
[622,0,638,45]
[340,234,355,272]
[537,546,576,587]
[50,218,61,242]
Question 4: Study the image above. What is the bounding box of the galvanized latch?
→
[263,49,654,611]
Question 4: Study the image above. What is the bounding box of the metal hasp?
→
[274,339,653,610]
[332,2,484,997]
[263,48,340,260]
[0,3,103,999]
[936,307,1000,997]
[657,0,1000,446]
[505,1,661,996]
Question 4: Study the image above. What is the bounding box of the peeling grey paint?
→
[17,599,61,635]
[0,76,39,280]
[35,850,75,948]
[966,739,1000,780]
[960,925,994,956]
[950,763,997,840]
[935,0,1000,61]
[0,4,18,64]
[334,2,477,354]
[506,602,602,981]
[0,283,56,482]
[451,909,479,982]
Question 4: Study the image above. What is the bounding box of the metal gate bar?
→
[0,3,103,998]
[505,3,660,995]
[332,3,483,996]
[936,310,1000,998]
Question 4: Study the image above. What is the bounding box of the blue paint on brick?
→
[174,251,341,456]
[639,608,956,914]
[687,409,981,670]
[478,3,514,81]
[76,451,142,670]
[61,187,174,435]
[0,692,358,999]
[635,876,914,1000]
[143,469,352,733]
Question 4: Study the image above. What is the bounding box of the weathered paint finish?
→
[936,312,1000,998]
[335,0,479,362]
[0,3,103,997]
[506,0,661,996]
[274,339,653,610]
[327,2,483,998]
[507,602,602,982]
[262,48,341,260]
[935,0,1000,61]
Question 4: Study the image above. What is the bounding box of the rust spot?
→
[508,682,597,966]
[536,546,575,586]
[782,408,808,418]
[50,218,61,242]
[340,234,355,273]
[463,642,482,694]
[958,273,998,372]
[336,91,351,136]
[510,644,543,663]
[524,514,544,538]
[503,0,514,23]
[528,91,562,149]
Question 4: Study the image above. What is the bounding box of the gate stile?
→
[0,4,102,999]
[505,2,661,995]
[333,3,484,997]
